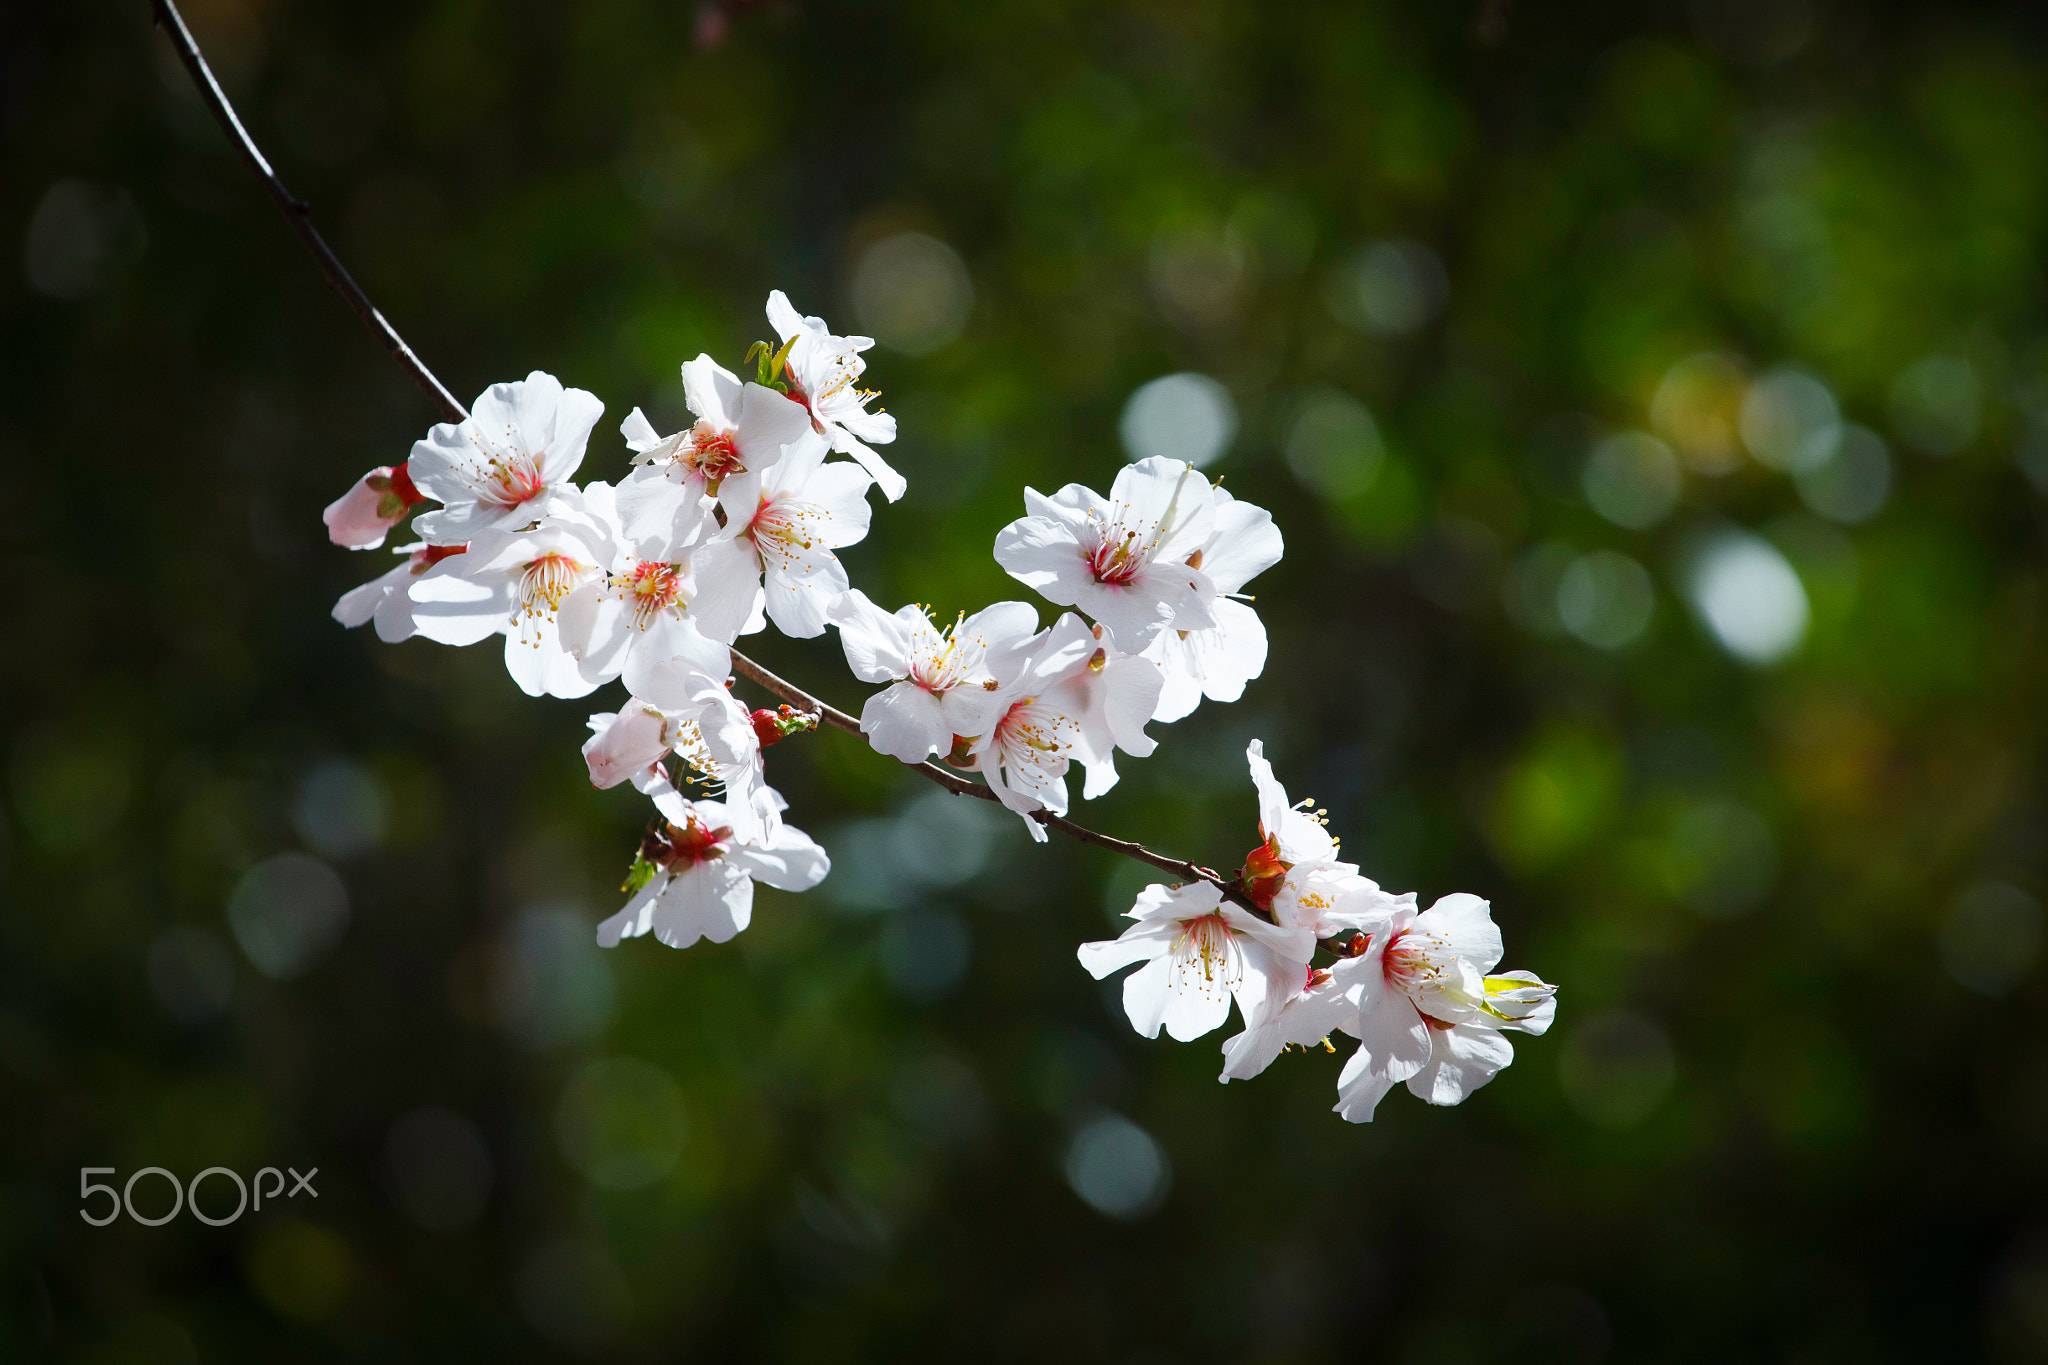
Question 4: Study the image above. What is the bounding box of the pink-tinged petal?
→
[583,702,672,788]
[324,468,404,550]
[860,682,948,763]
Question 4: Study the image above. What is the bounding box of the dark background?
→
[6,0,2048,1359]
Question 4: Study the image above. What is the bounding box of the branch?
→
[155,0,1250,909]
[151,0,468,426]
[728,648,1246,899]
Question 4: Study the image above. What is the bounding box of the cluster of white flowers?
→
[1079,742,1556,1121]
[324,289,1553,1123]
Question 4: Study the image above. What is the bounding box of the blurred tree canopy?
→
[6,0,2048,1360]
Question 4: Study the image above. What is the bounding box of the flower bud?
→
[749,705,818,749]
[325,463,425,550]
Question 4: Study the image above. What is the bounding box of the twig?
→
[151,0,468,425]
[156,0,1252,910]
[729,648,1247,899]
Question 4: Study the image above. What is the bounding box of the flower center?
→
[1086,528,1151,586]
[480,446,547,509]
[907,612,975,692]
[1082,468,1204,587]
[747,494,817,565]
[646,813,732,869]
[683,422,747,486]
[1169,913,1243,996]
[517,551,587,621]
[1382,930,1445,996]
[995,697,1074,761]
[625,561,685,628]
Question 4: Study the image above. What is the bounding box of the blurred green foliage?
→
[7,0,2048,1360]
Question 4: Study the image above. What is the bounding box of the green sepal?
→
[620,852,659,895]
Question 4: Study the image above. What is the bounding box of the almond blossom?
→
[1078,882,1315,1042]
[556,516,750,690]
[1242,739,1410,940]
[1329,894,1556,1123]
[615,354,815,555]
[993,456,1219,654]
[409,371,603,545]
[332,542,466,643]
[323,463,424,550]
[961,614,1162,838]
[1143,486,1284,722]
[597,798,829,952]
[828,590,1039,763]
[765,290,904,502]
[407,490,620,699]
[686,432,875,640]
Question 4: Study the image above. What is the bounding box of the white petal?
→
[1405,1021,1516,1106]
[860,683,948,763]
[730,823,831,891]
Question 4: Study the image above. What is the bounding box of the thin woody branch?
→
[729,648,1245,899]
[157,0,1247,908]
[152,0,468,425]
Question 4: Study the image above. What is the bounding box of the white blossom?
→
[829,590,1039,763]
[555,490,749,689]
[582,653,779,844]
[1329,894,1556,1123]
[992,456,1218,654]
[407,488,620,699]
[962,613,1162,839]
[686,433,874,640]
[1143,486,1284,721]
[615,354,815,555]
[408,371,603,544]
[765,290,904,502]
[1078,882,1315,1042]
[596,798,829,951]
[1243,739,1411,939]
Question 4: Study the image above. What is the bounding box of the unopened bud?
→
[1236,836,1289,912]
[750,705,817,749]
